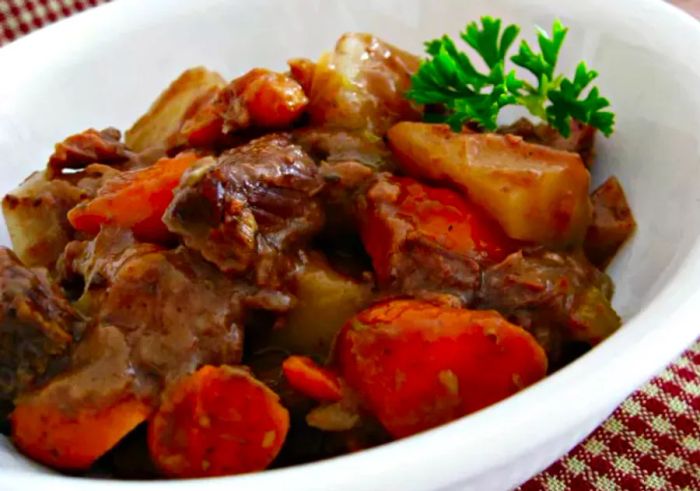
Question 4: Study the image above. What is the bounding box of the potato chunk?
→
[2,172,86,268]
[125,67,226,152]
[269,257,373,357]
[307,33,421,135]
[388,123,592,247]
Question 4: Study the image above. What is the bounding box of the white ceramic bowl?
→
[1,0,699,489]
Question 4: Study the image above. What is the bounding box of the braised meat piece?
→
[478,248,620,364]
[294,128,394,170]
[0,247,81,403]
[316,160,375,237]
[499,118,597,166]
[585,176,636,268]
[60,229,246,385]
[164,134,324,289]
[357,175,519,304]
[294,128,392,237]
[47,128,135,176]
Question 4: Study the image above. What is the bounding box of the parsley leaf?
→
[510,19,568,120]
[406,17,615,137]
[546,62,615,137]
[406,17,521,131]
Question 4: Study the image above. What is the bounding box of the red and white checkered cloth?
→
[0,0,106,44]
[1,1,699,489]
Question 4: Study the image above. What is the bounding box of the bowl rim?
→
[1,0,700,489]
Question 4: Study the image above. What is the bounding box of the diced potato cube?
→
[269,257,373,358]
[387,122,592,247]
[307,33,421,135]
[125,67,226,152]
[2,172,85,268]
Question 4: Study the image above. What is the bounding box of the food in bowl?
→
[0,17,635,479]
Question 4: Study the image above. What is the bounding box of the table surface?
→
[0,1,699,490]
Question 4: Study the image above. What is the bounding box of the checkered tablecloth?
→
[1,1,699,489]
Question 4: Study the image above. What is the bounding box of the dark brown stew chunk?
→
[47,128,134,176]
[478,248,620,364]
[0,247,81,403]
[585,176,636,268]
[164,134,324,289]
[60,230,246,386]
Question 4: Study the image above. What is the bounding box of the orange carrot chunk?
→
[67,152,199,242]
[282,355,343,402]
[181,68,309,147]
[359,176,519,286]
[148,365,290,478]
[336,299,547,438]
[11,395,150,471]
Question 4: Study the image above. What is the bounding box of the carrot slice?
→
[10,325,151,471]
[181,68,308,147]
[359,175,519,286]
[336,299,547,438]
[282,355,343,402]
[148,365,289,478]
[11,395,150,471]
[67,152,199,242]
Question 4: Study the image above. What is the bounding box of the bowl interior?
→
[0,0,699,488]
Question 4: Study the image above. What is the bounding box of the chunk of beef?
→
[317,160,375,237]
[499,118,597,166]
[59,229,246,385]
[99,247,246,383]
[47,128,134,177]
[164,134,324,290]
[0,248,81,403]
[294,128,394,170]
[478,248,620,365]
[293,128,394,237]
[358,175,500,305]
[585,176,636,268]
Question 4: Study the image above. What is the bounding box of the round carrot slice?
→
[282,355,343,402]
[148,365,289,478]
[336,299,547,438]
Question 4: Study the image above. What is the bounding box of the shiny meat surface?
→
[164,134,324,289]
[0,247,81,402]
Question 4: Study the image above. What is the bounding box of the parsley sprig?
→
[406,17,615,137]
